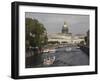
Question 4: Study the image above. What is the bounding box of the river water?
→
[26,46,89,68]
[41,46,89,67]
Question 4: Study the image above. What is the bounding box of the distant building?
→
[62,21,69,34]
[48,22,85,44]
[48,33,72,44]
[72,35,85,44]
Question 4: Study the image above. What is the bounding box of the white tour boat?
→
[43,56,55,65]
[65,47,72,51]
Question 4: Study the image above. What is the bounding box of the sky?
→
[25,12,89,35]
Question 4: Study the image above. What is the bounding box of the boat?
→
[43,49,49,53]
[58,45,63,48]
[76,46,80,49]
[43,56,55,65]
[49,48,56,53]
[65,47,72,51]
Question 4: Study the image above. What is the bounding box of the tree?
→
[80,41,85,45]
[84,30,89,46]
[25,18,48,49]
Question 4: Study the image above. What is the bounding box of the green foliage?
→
[48,41,59,44]
[25,18,48,48]
[80,41,84,45]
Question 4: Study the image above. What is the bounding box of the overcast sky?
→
[25,12,89,35]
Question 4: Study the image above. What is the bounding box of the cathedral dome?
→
[62,21,69,34]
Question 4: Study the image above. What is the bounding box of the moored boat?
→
[43,56,55,65]
[49,48,56,53]
[65,47,72,51]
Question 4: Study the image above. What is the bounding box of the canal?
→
[26,46,89,68]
